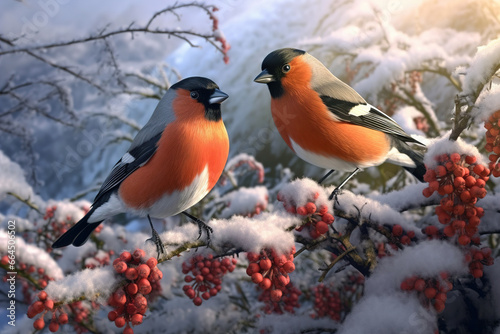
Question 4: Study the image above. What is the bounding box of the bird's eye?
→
[282,64,291,73]
[190,91,199,99]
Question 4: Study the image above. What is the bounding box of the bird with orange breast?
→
[52,77,229,256]
[254,48,425,199]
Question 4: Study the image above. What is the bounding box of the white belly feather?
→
[88,165,210,222]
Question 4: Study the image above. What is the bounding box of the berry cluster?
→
[32,204,97,252]
[312,284,342,321]
[381,224,417,248]
[311,272,364,321]
[246,247,296,302]
[484,110,500,177]
[220,186,269,218]
[465,246,494,278]
[83,249,114,269]
[422,153,489,246]
[422,225,443,240]
[277,191,334,239]
[28,291,68,332]
[208,6,230,64]
[182,254,237,306]
[258,282,301,314]
[220,154,265,185]
[109,249,163,334]
[400,273,453,313]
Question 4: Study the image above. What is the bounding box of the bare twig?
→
[6,191,41,214]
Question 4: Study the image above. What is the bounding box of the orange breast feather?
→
[119,98,229,209]
[272,57,390,165]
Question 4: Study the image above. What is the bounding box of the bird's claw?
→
[146,228,165,259]
[328,187,341,206]
[196,220,213,246]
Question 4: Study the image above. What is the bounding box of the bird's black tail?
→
[398,143,426,182]
[51,207,103,248]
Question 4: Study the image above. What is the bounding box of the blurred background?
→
[1,0,500,203]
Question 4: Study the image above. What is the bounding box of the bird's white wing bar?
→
[320,95,424,146]
[121,152,135,164]
[92,132,162,204]
[348,104,372,117]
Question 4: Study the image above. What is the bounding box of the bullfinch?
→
[254,48,426,198]
[52,77,229,255]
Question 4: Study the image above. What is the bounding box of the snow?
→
[46,199,89,223]
[423,132,488,168]
[277,178,331,210]
[2,1,500,333]
[44,266,117,303]
[391,106,426,136]
[219,186,268,218]
[340,240,468,334]
[339,293,434,334]
[462,37,500,98]
[475,83,500,122]
[365,240,467,294]
[332,187,422,234]
[156,211,299,255]
[0,230,63,280]
[0,150,43,207]
[370,182,437,212]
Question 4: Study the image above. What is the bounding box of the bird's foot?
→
[146,215,165,259]
[182,211,213,246]
[146,228,165,259]
[196,220,213,245]
[328,187,342,206]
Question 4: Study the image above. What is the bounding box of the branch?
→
[6,191,41,214]
[449,95,472,141]
[409,66,462,91]
[318,246,356,282]
[25,50,106,92]
[2,9,226,56]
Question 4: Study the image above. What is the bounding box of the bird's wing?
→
[93,132,163,203]
[320,95,424,145]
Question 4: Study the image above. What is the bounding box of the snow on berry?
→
[219,186,269,218]
[83,249,113,269]
[246,247,296,302]
[277,181,334,238]
[276,178,331,215]
[423,136,487,169]
[182,254,237,306]
[45,200,90,226]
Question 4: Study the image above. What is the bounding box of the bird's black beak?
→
[209,89,229,104]
[254,69,276,84]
